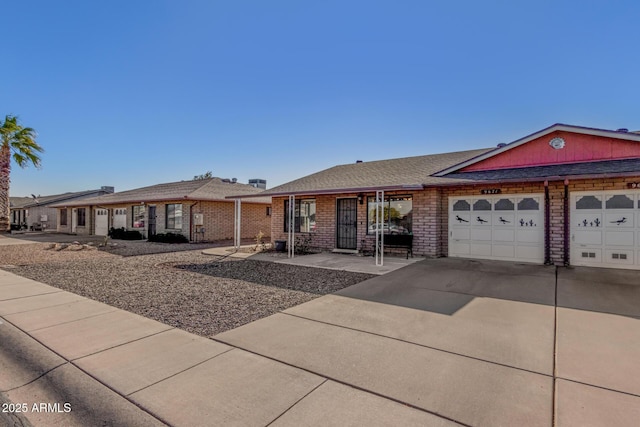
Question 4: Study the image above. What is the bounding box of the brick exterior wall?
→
[57,200,271,242]
[269,175,640,266]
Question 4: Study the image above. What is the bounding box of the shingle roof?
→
[245,148,493,197]
[10,189,112,208]
[52,178,270,207]
[9,197,32,209]
[444,158,640,182]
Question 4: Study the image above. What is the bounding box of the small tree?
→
[193,171,213,180]
[1,115,44,231]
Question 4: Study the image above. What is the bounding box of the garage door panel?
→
[452,228,470,240]
[473,214,492,226]
[516,246,543,261]
[492,245,515,258]
[450,242,470,255]
[516,214,540,228]
[605,231,634,247]
[604,249,634,265]
[470,243,492,257]
[574,231,602,245]
[574,213,602,229]
[517,230,541,244]
[605,212,634,228]
[471,229,491,241]
[493,229,514,242]
[575,248,601,263]
[452,213,471,224]
[493,213,514,227]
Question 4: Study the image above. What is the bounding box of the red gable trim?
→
[434,124,640,175]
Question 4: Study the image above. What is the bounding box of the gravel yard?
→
[3,243,375,337]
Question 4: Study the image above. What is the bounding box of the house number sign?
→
[481,189,501,194]
[627,182,640,189]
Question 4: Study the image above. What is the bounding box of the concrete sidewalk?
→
[2,258,639,426]
[0,269,451,426]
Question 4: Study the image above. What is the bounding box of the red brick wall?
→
[192,201,271,241]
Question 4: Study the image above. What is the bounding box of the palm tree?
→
[1,115,43,231]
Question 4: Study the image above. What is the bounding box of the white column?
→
[234,199,242,249]
[375,190,384,266]
[288,195,295,258]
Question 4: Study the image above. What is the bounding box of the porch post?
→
[288,195,295,258]
[234,199,242,249]
[375,190,384,266]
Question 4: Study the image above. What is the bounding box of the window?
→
[60,209,68,226]
[284,199,316,232]
[266,206,272,216]
[132,205,145,228]
[166,204,183,229]
[77,208,86,227]
[367,195,412,234]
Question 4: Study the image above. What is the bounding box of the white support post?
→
[375,190,384,266]
[234,199,242,250]
[288,195,295,258]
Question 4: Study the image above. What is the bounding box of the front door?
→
[148,206,157,237]
[336,198,357,249]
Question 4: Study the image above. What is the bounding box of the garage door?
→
[113,208,127,229]
[449,194,544,263]
[95,208,109,236]
[571,191,640,269]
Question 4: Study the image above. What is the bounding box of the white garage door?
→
[95,208,109,236]
[449,194,544,263]
[113,208,127,229]
[571,191,640,269]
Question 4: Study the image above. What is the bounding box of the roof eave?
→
[229,184,426,198]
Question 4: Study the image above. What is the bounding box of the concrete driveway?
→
[216,258,640,426]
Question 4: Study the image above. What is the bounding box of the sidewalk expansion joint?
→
[126,346,235,396]
[210,337,471,427]
[70,326,175,362]
[26,309,120,333]
[0,290,64,302]
[0,298,86,316]
[265,379,328,426]
[281,312,553,378]
[556,377,640,399]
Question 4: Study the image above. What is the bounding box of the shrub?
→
[108,227,143,240]
[148,232,189,243]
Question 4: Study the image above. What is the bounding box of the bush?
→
[148,232,189,243]
[108,227,143,240]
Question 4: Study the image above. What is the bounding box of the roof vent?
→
[101,186,115,193]
[497,143,507,148]
[231,178,237,183]
[356,160,363,163]
[617,128,629,133]
[221,178,231,183]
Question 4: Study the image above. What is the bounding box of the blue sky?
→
[4,1,639,196]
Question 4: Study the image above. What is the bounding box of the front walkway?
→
[202,246,422,275]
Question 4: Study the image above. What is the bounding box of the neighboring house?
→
[9,197,32,228]
[238,124,640,271]
[51,178,271,241]
[9,187,115,231]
